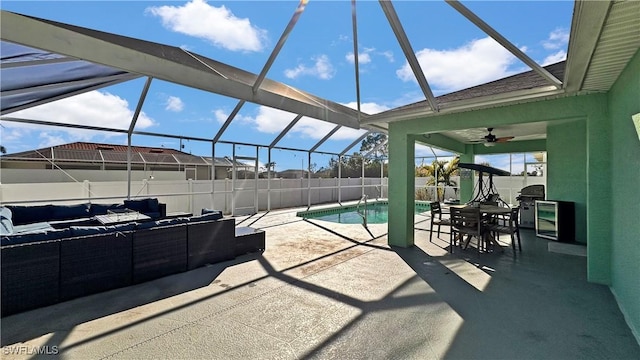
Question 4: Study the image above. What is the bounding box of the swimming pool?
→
[297,201,431,224]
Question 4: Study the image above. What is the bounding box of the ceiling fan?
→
[473,128,514,146]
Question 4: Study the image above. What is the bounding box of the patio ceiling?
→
[1,1,638,152]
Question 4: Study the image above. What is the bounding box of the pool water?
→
[297,201,431,224]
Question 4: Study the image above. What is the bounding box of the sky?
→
[0,0,573,173]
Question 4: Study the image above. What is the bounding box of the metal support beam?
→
[1,73,141,115]
[267,148,272,211]
[378,0,439,112]
[1,11,361,128]
[127,77,153,200]
[212,100,245,143]
[340,131,371,156]
[0,55,78,69]
[213,0,307,153]
[446,0,562,88]
[351,0,362,122]
[309,125,342,153]
[307,151,312,208]
[253,0,308,93]
[338,156,343,204]
[211,141,216,210]
[1,73,137,97]
[361,157,365,197]
[363,139,388,158]
[270,114,303,148]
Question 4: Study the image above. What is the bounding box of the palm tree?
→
[419,157,459,202]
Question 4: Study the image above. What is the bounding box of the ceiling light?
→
[484,142,496,147]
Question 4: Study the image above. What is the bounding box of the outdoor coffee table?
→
[95,209,151,225]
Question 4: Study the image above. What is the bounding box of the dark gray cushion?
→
[6,205,54,225]
[1,228,70,246]
[190,212,223,222]
[89,203,124,216]
[123,199,145,212]
[70,222,136,237]
[146,198,160,213]
[51,203,91,221]
[144,212,162,220]
[136,217,189,230]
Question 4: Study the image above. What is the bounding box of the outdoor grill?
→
[517,185,545,228]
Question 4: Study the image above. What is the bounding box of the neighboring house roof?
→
[56,142,186,154]
[0,141,239,167]
[276,169,311,176]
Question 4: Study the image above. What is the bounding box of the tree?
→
[315,132,390,178]
[325,153,387,178]
[360,133,387,157]
[0,145,6,154]
[415,157,460,202]
[262,162,276,172]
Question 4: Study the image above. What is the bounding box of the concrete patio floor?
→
[1,205,639,359]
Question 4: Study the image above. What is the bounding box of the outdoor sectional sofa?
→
[0,200,265,317]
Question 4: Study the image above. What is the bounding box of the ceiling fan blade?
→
[495,136,515,143]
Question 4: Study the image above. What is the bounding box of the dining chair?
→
[429,202,451,242]
[486,207,521,253]
[450,207,485,254]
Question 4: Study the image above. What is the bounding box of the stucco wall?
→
[546,120,587,243]
[608,49,640,341]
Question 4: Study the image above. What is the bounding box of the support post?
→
[387,129,415,247]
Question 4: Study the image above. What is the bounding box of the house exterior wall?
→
[387,74,640,342]
[388,94,618,273]
[547,120,587,244]
[607,49,640,341]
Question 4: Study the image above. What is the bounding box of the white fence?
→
[0,174,543,214]
[0,177,387,215]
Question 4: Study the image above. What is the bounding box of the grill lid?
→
[518,185,545,199]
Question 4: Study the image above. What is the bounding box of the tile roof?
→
[1,142,210,166]
[380,61,566,115]
[57,142,185,154]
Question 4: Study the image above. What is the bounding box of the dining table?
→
[448,203,512,251]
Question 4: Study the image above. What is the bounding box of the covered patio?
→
[1,206,638,358]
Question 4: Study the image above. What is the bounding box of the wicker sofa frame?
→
[0,216,264,317]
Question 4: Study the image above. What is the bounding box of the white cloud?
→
[165,96,184,112]
[211,103,391,142]
[346,50,372,64]
[5,91,155,149]
[12,91,155,130]
[381,51,394,63]
[213,108,259,126]
[146,0,266,52]
[543,28,569,50]
[294,118,362,141]
[341,101,390,115]
[38,132,66,148]
[284,55,336,80]
[542,50,567,66]
[396,37,517,93]
[213,109,229,124]
[252,107,296,133]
